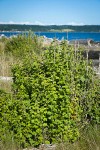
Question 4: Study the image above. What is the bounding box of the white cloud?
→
[34,21,45,25]
[67,22,85,26]
[0,21,33,25]
[0,21,45,25]
[0,21,85,26]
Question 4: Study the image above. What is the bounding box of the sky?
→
[0,0,100,25]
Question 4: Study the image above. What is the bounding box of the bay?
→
[0,31,100,42]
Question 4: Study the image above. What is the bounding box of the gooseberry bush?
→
[0,39,99,148]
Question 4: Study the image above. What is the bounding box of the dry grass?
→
[0,80,12,93]
[0,53,14,92]
[0,41,15,92]
[0,53,14,77]
[56,125,100,150]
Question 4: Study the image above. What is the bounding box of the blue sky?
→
[0,0,100,25]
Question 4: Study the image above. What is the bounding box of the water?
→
[0,31,100,42]
[0,31,22,37]
[35,32,100,42]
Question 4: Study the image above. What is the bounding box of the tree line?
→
[0,24,100,32]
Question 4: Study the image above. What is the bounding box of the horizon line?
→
[0,23,100,26]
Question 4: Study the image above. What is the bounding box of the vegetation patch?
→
[0,33,100,149]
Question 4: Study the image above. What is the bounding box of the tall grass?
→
[0,125,99,150]
[0,53,14,77]
[56,125,100,150]
[0,40,16,92]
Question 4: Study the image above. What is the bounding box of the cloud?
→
[0,21,45,25]
[67,22,85,26]
[34,21,45,25]
[0,21,34,25]
[0,21,85,26]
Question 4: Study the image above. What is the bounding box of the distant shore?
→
[0,24,100,32]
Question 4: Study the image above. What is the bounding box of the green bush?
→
[10,41,99,146]
[0,90,12,143]
[5,32,42,59]
[0,40,99,148]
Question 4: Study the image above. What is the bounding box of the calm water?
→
[0,31,100,42]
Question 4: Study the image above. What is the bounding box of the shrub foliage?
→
[0,37,100,148]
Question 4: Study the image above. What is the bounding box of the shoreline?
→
[0,30,100,33]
